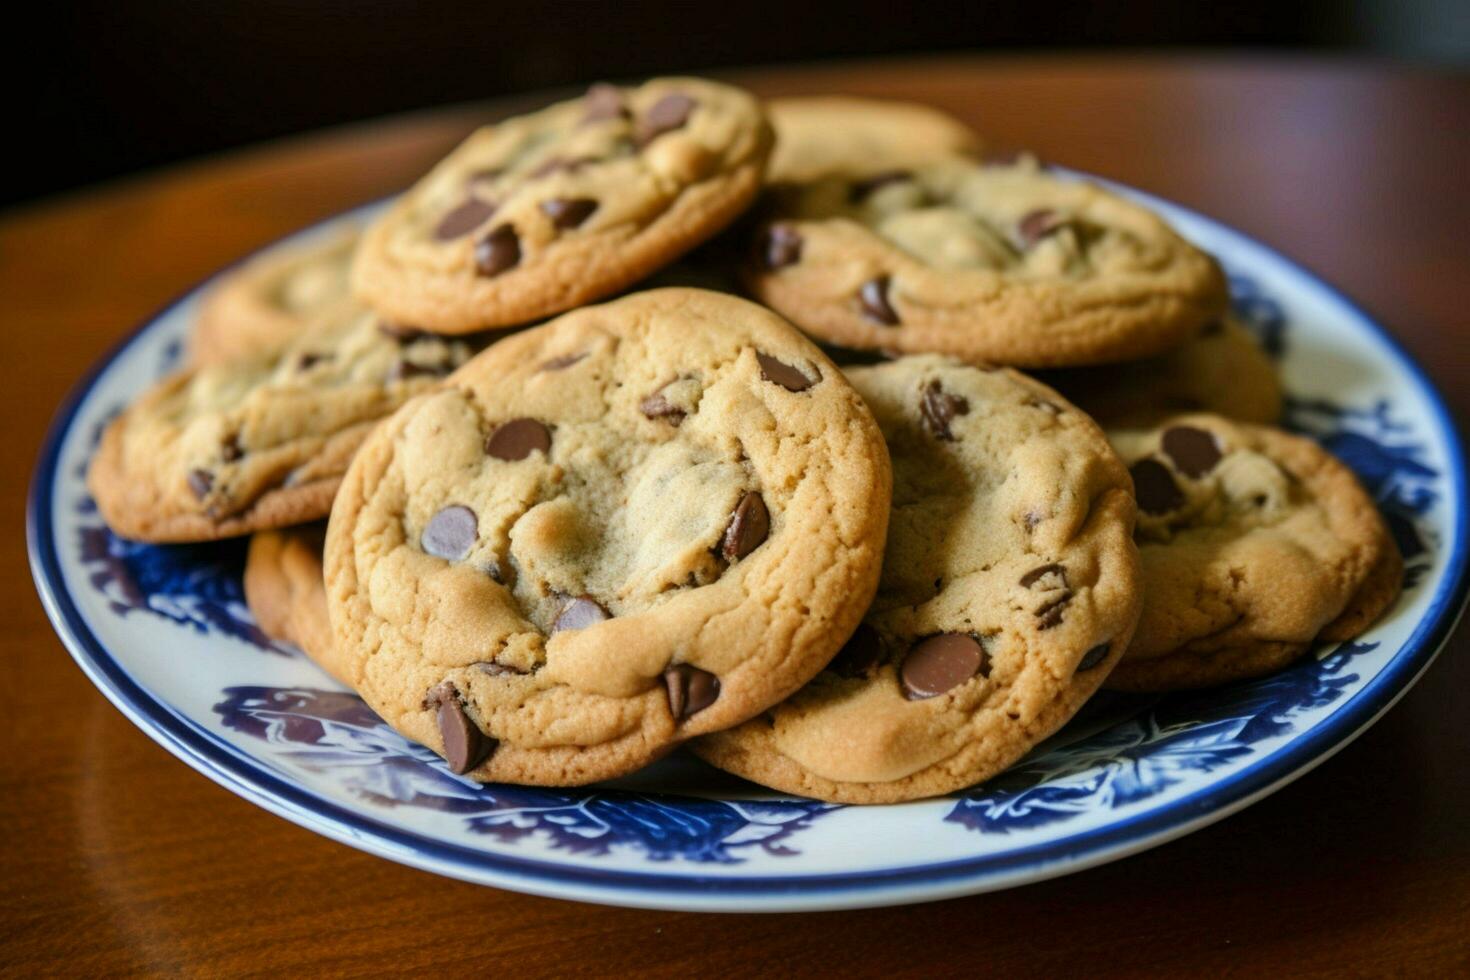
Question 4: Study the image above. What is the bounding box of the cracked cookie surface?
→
[1038,314,1282,427]
[692,355,1142,803]
[244,525,348,685]
[88,303,475,542]
[1106,414,1402,692]
[192,229,358,366]
[744,158,1227,368]
[323,288,891,785]
[352,77,773,333]
[766,96,982,183]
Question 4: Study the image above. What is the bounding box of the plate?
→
[29,182,1469,912]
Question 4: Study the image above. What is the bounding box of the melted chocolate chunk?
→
[760,225,803,270]
[295,352,330,371]
[1077,642,1110,672]
[421,505,478,561]
[1036,592,1073,630]
[1161,425,1223,478]
[1019,563,1068,589]
[639,389,686,425]
[221,434,243,462]
[552,595,611,633]
[901,633,987,700]
[581,82,627,123]
[920,381,970,441]
[849,169,912,202]
[721,492,770,561]
[664,663,720,720]
[1017,209,1067,248]
[425,682,494,774]
[756,352,817,392]
[859,276,899,325]
[434,198,497,241]
[486,418,552,461]
[636,93,696,145]
[475,661,527,677]
[540,197,598,230]
[387,359,447,382]
[474,225,521,277]
[187,468,213,499]
[830,624,885,678]
[1131,458,1186,515]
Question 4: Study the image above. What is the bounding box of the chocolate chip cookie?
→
[352,78,773,333]
[88,304,475,542]
[692,355,1142,803]
[745,157,1228,368]
[323,288,892,785]
[1106,415,1402,692]
[244,525,350,685]
[1038,315,1283,427]
[192,229,358,366]
[766,96,983,183]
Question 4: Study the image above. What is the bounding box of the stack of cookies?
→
[88,78,1401,804]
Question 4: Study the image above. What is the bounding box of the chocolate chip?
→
[639,390,685,425]
[1017,209,1067,248]
[760,225,803,270]
[1161,425,1223,478]
[1019,563,1068,589]
[486,418,552,461]
[474,225,520,278]
[581,83,627,124]
[859,276,899,325]
[221,434,243,462]
[636,93,696,145]
[756,352,817,392]
[1131,458,1185,515]
[421,505,478,560]
[1077,642,1109,672]
[387,359,447,382]
[721,492,769,561]
[664,663,720,720]
[1036,593,1072,630]
[539,353,586,372]
[849,170,912,202]
[540,197,598,230]
[920,381,970,441]
[830,624,885,678]
[552,595,610,633]
[475,661,526,676]
[901,633,986,700]
[295,352,330,371]
[434,198,497,241]
[378,322,428,342]
[425,682,494,774]
[187,468,213,499]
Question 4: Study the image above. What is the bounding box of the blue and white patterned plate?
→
[28,182,1469,912]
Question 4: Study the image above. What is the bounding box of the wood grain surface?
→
[2,56,1467,977]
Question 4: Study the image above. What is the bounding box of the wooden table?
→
[4,57,1468,976]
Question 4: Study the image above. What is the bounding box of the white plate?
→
[29,184,1468,912]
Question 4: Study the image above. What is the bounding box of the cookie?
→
[692,355,1142,804]
[766,96,982,183]
[1037,315,1283,427]
[88,303,475,542]
[744,157,1228,368]
[352,78,773,333]
[1105,415,1402,692]
[324,288,892,785]
[244,525,350,685]
[192,228,357,366]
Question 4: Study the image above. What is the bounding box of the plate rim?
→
[28,189,1470,912]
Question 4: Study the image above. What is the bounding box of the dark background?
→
[16,0,1469,209]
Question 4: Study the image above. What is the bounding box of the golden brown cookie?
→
[244,525,351,685]
[324,288,891,785]
[352,78,773,333]
[1106,415,1402,692]
[766,96,982,183]
[693,355,1142,803]
[745,157,1227,368]
[192,229,358,366]
[87,303,475,542]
